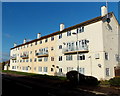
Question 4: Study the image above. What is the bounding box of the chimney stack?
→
[14,43,17,47]
[23,39,26,44]
[60,23,65,31]
[101,6,107,16]
[37,33,41,39]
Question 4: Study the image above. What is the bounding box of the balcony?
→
[20,54,29,59]
[63,46,89,54]
[11,56,17,60]
[36,52,48,57]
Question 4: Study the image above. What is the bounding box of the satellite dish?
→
[106,18,111,23]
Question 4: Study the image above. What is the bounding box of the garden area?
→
[2,70,120,96]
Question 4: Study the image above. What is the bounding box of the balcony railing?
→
[11,56,17,60]
[20,54,29,59]
[63,46,89,54]
[36,52,48,57]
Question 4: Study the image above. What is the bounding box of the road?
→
[2,73,105,96]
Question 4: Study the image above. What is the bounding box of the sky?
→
[1,2,119,62]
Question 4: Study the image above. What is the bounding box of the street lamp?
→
[72,32,79,84]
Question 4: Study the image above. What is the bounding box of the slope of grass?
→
[2,70,67,81]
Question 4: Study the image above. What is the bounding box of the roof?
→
[11,12,113,50]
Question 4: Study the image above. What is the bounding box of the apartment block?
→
[10,6,120,80]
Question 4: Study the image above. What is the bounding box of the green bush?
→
[109,77,120,87]
[84,76,100,86]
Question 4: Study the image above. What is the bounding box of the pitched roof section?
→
[11,12,113,50]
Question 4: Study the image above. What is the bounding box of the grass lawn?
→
[2,70,67,81]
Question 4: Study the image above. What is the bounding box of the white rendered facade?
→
[10,10,120,80]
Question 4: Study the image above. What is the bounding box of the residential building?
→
[9,6,120,80]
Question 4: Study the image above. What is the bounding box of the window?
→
[59,56,62,61]
[115,54,120,62]
[30,59,32,62]
[23,59,25,62]
[30,51,32,54]
[34,67,36,71]
[66,55,73,61]
[105,52,109,60]
[44,67,48,72]
[40,40,42,44]
[51,36,54,41]
[106,68,110,76]
[51,47,54,51]
[38,58,42,62]
[45,38,48,42]
[59,34,62,39]
[67,31,71,36]
[77,54,85,60]
[26,59,29,62]
[26,67,28,71]
[31,43,33,46]
[51,68,54,72]
[38,67,42,72]
[79,68,85,74]
[44,57,48,62]
[35,41,37,45]
[59,68,62,73]
[51,57,54,61]
[35,50,37,53]
[20,60,22,62]
[67,67,73,72]
[34,58,37,62]
[77,26,84,33]
[59,45,62,49]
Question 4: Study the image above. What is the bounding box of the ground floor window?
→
[106,68,110,76]
[44,67,48,72]
[38,67,42,72]
[59,68,62,73]
[79,68,85,74]
[67,67,73,72]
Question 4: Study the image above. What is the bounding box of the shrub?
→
[66,70,99,86]
[84,76,100,86]
[109,77,120,87]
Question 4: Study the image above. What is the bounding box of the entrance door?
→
[114,67,120,76]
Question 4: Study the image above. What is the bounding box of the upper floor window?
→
[45,38,48,43]
[35,41,37,45]
[44,57,48,62]
[67,31,71,36]
[105,52,109,60]
[30,59,32,62]
[51,57,54,61]
[51,47,54,51]
[59,34,62,39]
[51,36,54,41]
[77,54,85,60]
[77,26,84,33]
[40,40,42,44]
[59,45,62,49]
[38,58,42,62]
[34,58,37,62]
[59,56,62,61]
[66,55,72,61]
